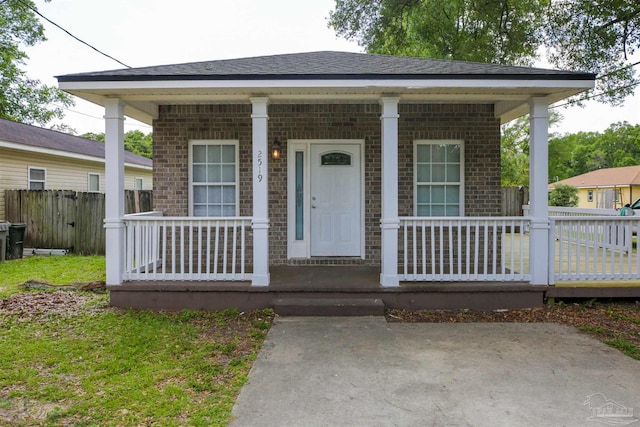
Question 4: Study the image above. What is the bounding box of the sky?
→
[23,0,640,136]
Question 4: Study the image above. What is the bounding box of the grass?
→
[0,256,274,426]
[0,255,105,297]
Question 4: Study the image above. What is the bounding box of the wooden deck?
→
[109,262,640,314]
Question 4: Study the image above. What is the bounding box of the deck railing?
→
[123,214,252,281]
[398,217,531,281]
[523,205,618,217]
[550,216,640,282]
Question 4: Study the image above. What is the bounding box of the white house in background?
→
[0,118,152,220]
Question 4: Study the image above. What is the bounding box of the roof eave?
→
[57,72,596,83]
[58,77,595,126]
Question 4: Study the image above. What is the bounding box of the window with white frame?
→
[88,173,100,192]
[190,140,238,217]
[134,177,143,190]
[414,140,464,216]
[587,190,594,202]
[28,167,46,190]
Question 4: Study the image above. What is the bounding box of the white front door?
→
[310,144,361,256]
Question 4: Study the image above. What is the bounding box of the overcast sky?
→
[24,0,640,136]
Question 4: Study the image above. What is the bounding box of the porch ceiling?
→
[60,80,591,126]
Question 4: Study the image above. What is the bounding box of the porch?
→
[110,213,640,312]
[109,265,543,314]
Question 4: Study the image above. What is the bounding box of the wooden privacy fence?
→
[502,187,529,216]
[4,190,153,255]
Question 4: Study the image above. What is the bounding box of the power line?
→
[15,0,131,68]
[53,104,152,130]
[551,79,640,109]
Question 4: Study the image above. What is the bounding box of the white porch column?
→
[251,97,270,286]
[528,97,551,285]
[104,99,126,285]
[380,97,400,287]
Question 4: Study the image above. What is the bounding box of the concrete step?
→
[272,297,385,316]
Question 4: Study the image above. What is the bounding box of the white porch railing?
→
[550,216,640,282]
[123,214,252,281]
[523,205,618,217]
[399,217,531,282]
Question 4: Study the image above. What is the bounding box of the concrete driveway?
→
[231,317,640,427]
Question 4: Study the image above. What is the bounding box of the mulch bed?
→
[386,301,640,358]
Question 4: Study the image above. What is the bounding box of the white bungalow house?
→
[57,51,624,312]
[0,118,152,221]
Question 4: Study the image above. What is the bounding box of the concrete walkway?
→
[230,317,640,427]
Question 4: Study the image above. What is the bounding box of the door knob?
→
[312,205,317,208]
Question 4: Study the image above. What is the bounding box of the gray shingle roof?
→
[0,118,152,167]
[57,51,595,82]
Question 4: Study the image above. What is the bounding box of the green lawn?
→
[0,256,273,426]
[0,255,106,298]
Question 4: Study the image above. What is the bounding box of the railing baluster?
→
[457,220,462,279]
[448,220,453,278]
[223,221,229,278]
[403,220,408,279]
[412,219,417,278]
[232,220,238,277]
[421,222,426,278]
[430,221,435,280]
[241,221,246,279]
[213,222,220,277]
[466,219,471,278]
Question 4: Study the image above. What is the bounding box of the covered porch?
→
[55,51,609,310]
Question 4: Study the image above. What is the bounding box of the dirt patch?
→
[0,291,101,319]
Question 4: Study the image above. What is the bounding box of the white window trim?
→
[188,139,240,217]
[413,140,465,217]
[134,177,144,190]
[587,190,594,202]
[28,166,47,190]
[88,172,100,192]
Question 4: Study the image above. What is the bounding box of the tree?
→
[500,111,562,186]
[81,131,153,159]
[329,0,640,103]
[549,184,579,207]
[0,0,73,126]
[549,121,640,179]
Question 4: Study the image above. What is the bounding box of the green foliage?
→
[545,0,640,104]
[501,121,640,185]
[550,122,640,179]
[81,130,153,159]
[329,0,640,103]
[604,339,640,360]
[500,111,562,186]
[0,0,73,125]
[329,0,544,65]
[549,184,579,207]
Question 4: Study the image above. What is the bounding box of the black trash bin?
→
[7,223,26,260]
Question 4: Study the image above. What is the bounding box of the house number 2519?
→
[257,150,263,182]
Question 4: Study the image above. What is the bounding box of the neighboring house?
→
[0,118,152,220]
[57,51,595,310]
[550,165,640,209]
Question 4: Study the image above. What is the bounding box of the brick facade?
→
[152,103,501,266]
